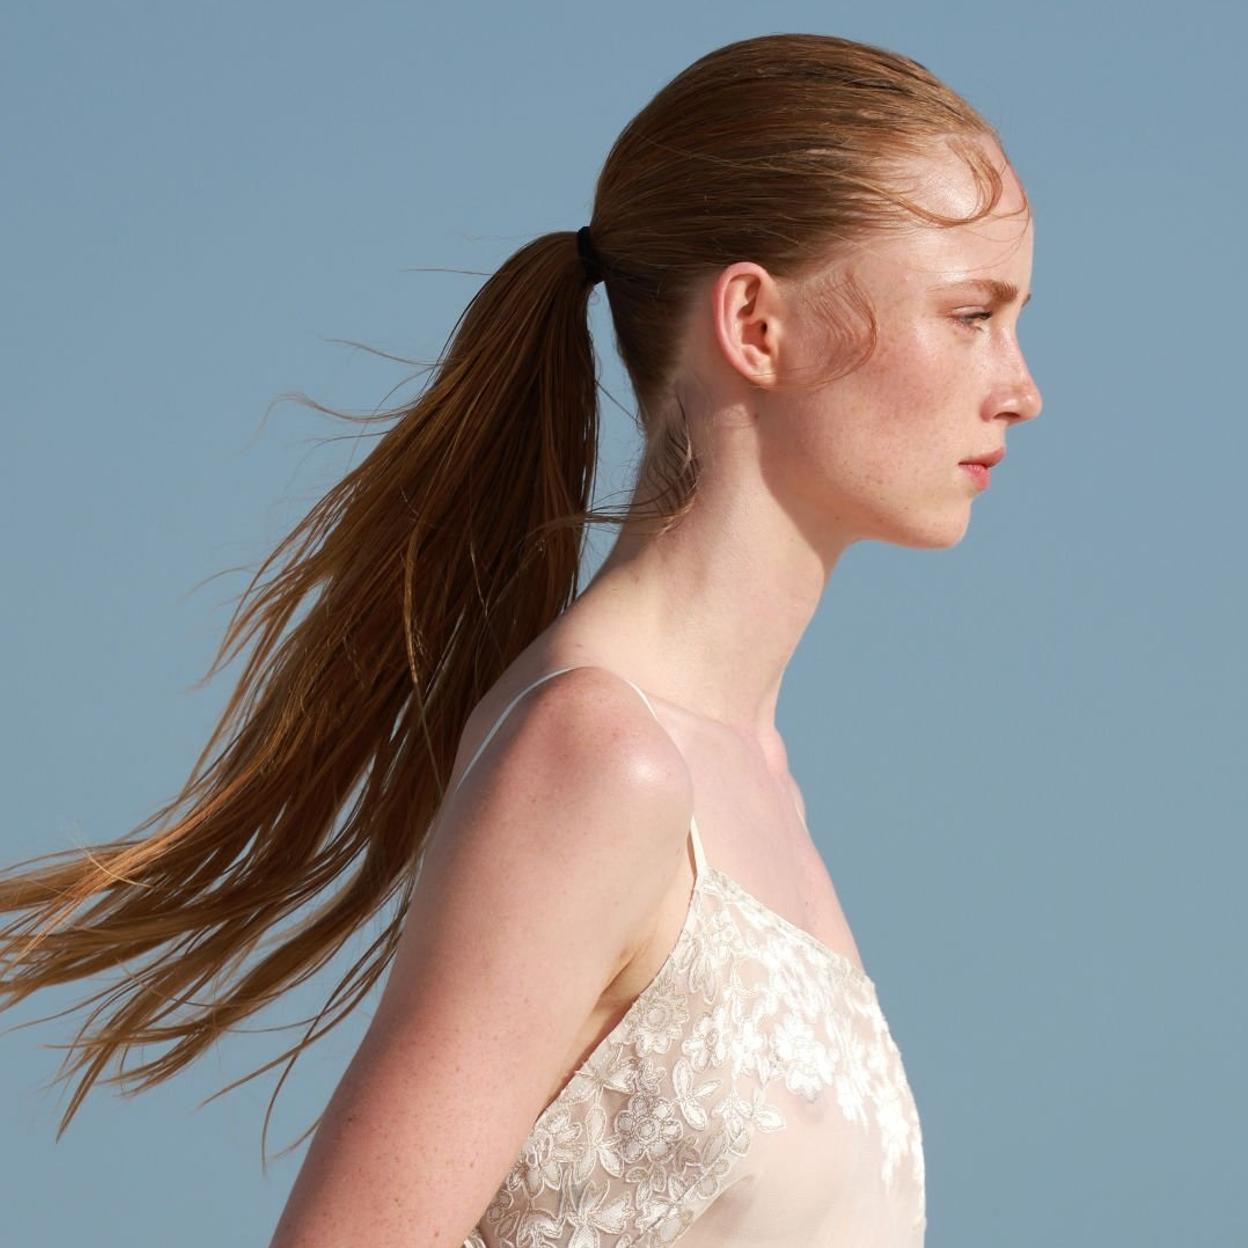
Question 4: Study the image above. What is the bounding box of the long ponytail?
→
[0,229,648,1162]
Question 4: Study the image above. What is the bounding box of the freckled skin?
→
[677,138,1043,562]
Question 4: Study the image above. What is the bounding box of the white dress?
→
[455,667,927,1246]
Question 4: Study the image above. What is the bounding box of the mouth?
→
[959,448,1005,468]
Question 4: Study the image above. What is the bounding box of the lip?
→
[959,448,1005,467]
[958,464,988,491]
[960,462,991,490]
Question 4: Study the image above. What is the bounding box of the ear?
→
[709,261,788,390]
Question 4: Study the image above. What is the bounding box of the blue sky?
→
[2,2,1244,1244]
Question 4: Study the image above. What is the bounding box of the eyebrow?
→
[937,278,1032,306]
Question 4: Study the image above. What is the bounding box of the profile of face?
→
[694,138,1043,556]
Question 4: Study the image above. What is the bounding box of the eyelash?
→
[955,311,993,332]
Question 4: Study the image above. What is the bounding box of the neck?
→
[558,457,843,742]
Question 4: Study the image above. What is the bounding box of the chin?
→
[870,509,971,551]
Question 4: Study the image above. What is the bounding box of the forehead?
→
[853,141,1034,302]
[906,137,1029,225]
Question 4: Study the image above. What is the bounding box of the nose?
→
[1009,375,1042,424]
[996,348,1043,425]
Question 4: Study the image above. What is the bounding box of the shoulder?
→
[401,661,696,996]
[444,663,693,846]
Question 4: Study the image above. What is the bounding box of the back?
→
[267,663,696,1248]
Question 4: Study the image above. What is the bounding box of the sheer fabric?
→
[453,667,926,1247]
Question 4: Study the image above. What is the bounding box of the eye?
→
[954,310,993,332]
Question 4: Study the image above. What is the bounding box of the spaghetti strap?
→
[450,666,580,798]
[449,664,706,879]
[687,812,708,878]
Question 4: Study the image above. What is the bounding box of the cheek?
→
[777,332,966,499]
[865,326,962,424]
[779,392,908,503]
[857,338,972,480]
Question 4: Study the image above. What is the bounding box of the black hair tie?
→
[576,225,604,286]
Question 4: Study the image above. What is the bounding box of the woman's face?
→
[704,140,1043,555]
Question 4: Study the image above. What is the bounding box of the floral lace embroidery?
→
[463,866,925,1247]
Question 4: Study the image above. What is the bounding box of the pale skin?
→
[267,138,1042,1246]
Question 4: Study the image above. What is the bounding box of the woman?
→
[0,31,1040,1247]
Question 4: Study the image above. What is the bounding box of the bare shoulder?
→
[400,661,696,984]
[437,662,693,862]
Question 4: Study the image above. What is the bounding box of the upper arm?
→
[267,665,693,1248]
